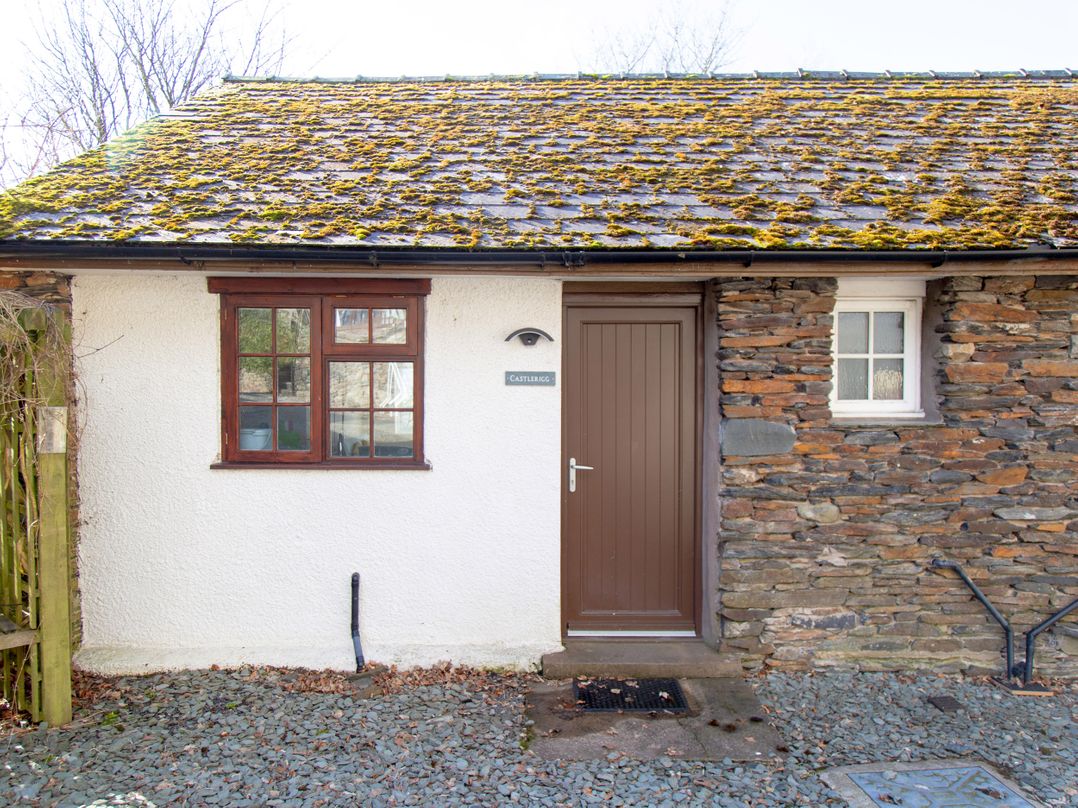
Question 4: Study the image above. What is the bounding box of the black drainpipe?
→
[930,558,1014,679]
[932,558,1078,685]
[351,573,365,672]
[1022,597,1078,685]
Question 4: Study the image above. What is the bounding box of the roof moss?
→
[1,75,1076,249]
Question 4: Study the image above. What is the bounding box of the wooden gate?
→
[0,300,73,725]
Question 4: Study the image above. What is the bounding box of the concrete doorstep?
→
[524,677,787,762]
[541,640,742,679]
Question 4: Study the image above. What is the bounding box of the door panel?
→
[563,305,699,633]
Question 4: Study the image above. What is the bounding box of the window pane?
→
[329,411,370,458]
[335,308,369,343]
[277,357,311,403]
[238,406,273,451]
[874,358,905,400]
[837,358,869,400]
[372,308,407,344]
[329,362,370,408]
[874,311,904,354]
[374,411,413,458]
[239,357,273,402]
[276,308,311,354]
[277,407,310,451]
[837,312,869,353]
[238,308,271,353]
[373,362,414,408]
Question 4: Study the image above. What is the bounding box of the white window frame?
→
[831,279,924,419]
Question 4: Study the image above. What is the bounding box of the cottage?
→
[1,72,1075,678]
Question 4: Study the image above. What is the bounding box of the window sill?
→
[210,459,432,470]
[831,414,943,427]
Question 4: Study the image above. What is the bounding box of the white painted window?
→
[831,278,925,418]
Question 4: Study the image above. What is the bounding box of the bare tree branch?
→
[593,28,658,75]
[588,0,742,75]
[4,0,289,186]
[0,118,8,180]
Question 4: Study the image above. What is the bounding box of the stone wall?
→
[716,275,1078,677]
[0,270,80,648]
[0,270,72,307]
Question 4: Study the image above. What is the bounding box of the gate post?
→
[34,309,72,726]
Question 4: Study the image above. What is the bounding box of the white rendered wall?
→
[70,273,564,673]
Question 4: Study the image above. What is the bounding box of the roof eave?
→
[1,241,1077,276]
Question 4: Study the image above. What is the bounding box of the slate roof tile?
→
[0,74,1075,250]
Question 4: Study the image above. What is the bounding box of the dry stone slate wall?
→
[715,275,1078,677]
[0,270,72,308]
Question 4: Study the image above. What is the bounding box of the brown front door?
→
[563,303,700,634]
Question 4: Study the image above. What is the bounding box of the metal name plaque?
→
[505,371,556,386]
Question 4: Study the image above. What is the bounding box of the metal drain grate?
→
[573,677,689,712]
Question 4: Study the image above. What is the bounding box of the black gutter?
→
[0,241,1075,268]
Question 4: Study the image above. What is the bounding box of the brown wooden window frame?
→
[209,277,430,469]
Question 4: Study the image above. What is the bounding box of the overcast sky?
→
[2,0,1075,87]
[1,0,1074,182]
[272,0,1077,77]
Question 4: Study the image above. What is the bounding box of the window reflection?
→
[335,308,370,343]
[372,308,407,344]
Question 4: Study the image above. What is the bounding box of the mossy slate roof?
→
[2,73,1076,250]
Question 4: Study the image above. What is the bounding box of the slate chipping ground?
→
[2,668,1076,807]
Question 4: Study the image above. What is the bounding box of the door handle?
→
[568,457,594,493]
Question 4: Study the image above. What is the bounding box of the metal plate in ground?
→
[926,694,964,713]
[573,677,688,712]
[822,760,1043,808]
